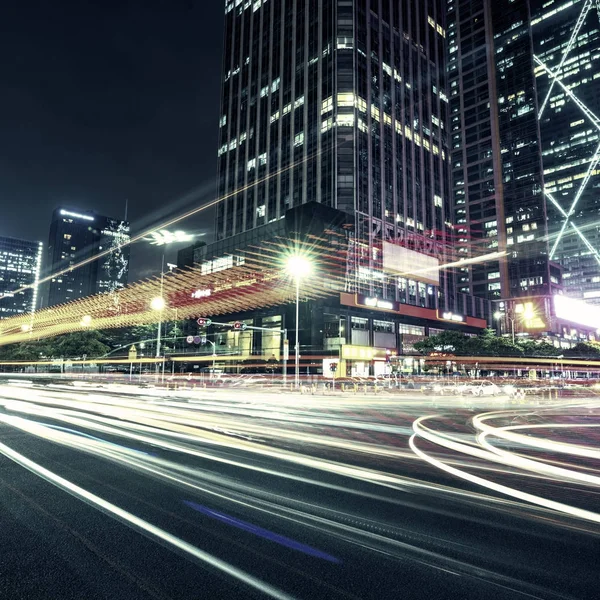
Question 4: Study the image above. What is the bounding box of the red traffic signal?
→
[197,317,212,326]
[233,321,247,331]
[329,362,338,373]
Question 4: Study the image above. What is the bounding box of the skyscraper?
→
[45,208,130,308]
[531,0,600,304]
[447,0,559,302]
[0,236,43,319]
[197,0,491,374]
[217,0,462,304]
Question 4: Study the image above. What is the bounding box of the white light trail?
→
[0,437,297,600]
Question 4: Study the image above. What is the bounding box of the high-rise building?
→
[531,0,600,304]
[192,0,493,375]
[44,208,130,308]
[219,0,453,239]
[217,0,464,304]
[447,0,560,302]
[0,236,43,319]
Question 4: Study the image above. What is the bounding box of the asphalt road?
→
[0,380,598,600]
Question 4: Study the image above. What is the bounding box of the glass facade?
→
[0,236,43,318]
[45,208,130,308]
[531,0,600,304]
[216,0,478,314]
[447,0,553,301]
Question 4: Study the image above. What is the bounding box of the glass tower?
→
[216,1,454,302]
[531,0,600,304]
[45,208,130,308]
[0,236,43,319]
[447,0,556,302]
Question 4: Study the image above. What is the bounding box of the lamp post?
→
[150,295,166,380]
[494,310,515,344]
[286,255,312,390]
[145,230,193,381]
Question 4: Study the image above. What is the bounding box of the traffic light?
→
[197,317,212,327]
[329,362,338,373]
[233,321,247,331]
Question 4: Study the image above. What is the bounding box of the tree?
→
[45,331,110,359]
[564,341,600,358]
[413,330,472,355]
[517,339,558,357]
[414,328,522,357]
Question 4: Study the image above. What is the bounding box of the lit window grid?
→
[532,0,600,297]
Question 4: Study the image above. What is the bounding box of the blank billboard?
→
[383,242,440,285]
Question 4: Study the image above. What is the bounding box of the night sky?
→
[0,0,224,278]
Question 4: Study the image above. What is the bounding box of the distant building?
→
[531,0,600,304]
[0,235,43,319]
[447,0,559,302]
[177,241,206,270]
[44,208,130,308]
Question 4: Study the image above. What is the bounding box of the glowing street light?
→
[144,230,194,247]
[150,297,165,311]
[286,255,312,390]
[494,310,515,344]
[80,315,92,327]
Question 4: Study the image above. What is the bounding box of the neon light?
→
[59,209,94,221]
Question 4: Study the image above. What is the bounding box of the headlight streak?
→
[474,411,600,459]
[0,439,297,600]
[0,409,571,600]
[2,384,590,517]
[411,411,600,526]
[3,383,599,598]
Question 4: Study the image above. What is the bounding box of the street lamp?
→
[286,255,312,389]
[80,315,92,327]
[143,229,194,246]
[494,310,515,344]
[151,296,166,380]
[145,231,193,379]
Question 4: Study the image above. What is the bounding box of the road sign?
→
[283,339,289,361]
[233,321,247,331]
[186,335,194,344]
[193,336,201,344]
[128,345,137,361]
[197,318,212,326]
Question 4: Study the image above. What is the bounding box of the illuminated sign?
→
[364,297,394,310]
[60,209,94,222]
[382,242,440,285]
[191,288,211,299]
[341,345,394,361]
[554,295,600,329]
[341,345,375,360]
[439,311,465,323]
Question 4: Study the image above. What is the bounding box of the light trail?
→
[2,381,598,597]
[7,149,324,299]
[0,438,297,600]
[411,409,600,526]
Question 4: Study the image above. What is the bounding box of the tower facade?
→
[0,236,43,319]
[447,0,558,302]
[531,0,600,304]
[216,0,475,313]
[45,208,130,308]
